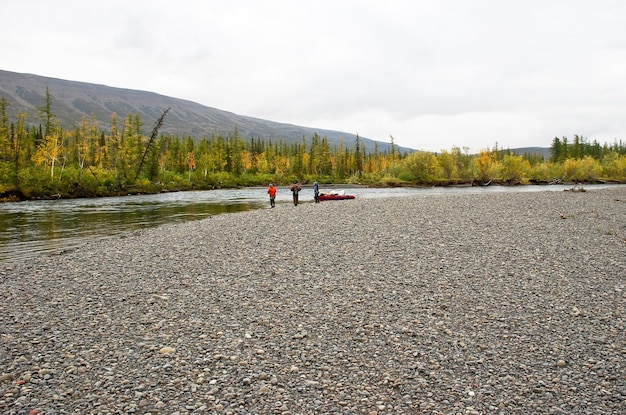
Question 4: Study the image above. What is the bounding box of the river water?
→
[1,184,619,262]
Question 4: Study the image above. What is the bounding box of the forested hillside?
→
[0,69,407,153]
[1,72,625,201]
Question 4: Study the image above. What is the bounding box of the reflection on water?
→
[1,184,621,262]
[0,189,269,262]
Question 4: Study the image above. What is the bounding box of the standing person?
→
[313,181,320,203]
[267,183,277,208]
[290,182,301,206]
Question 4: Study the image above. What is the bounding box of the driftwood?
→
[564,185,586,192]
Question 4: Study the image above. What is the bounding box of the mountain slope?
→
[508,146,552,159]
[0,69,407,153]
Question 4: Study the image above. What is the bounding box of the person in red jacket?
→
[267,184,277,208]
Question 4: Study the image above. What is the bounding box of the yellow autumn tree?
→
[255,152,272,174]
[437,150,458,180]
[33,122,64,179]
[501,154,530,184]
[403,151,440,182]
[473,149,498,183]
[240,150,254,172]
[186,151,196,182]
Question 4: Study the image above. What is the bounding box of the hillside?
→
[507,146,552,159]
[0,69,409,153]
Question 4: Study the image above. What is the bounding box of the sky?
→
[2,0,626,152]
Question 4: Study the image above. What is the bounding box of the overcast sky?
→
[3,0,626,152]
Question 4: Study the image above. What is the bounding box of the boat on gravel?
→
[317,190,356,201]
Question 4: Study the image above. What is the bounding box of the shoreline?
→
[3,180,625,203]
[1,187,625,414]
[4,184,623,265]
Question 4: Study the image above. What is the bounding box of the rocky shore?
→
[1,187,625,415]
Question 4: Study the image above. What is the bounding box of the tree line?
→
[1,90,625,200]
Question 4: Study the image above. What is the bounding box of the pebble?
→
[0,187,624,414]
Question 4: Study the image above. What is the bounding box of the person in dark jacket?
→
[290,182,301,206]
[313,181,320,203]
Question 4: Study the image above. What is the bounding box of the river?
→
[1,184,619,262]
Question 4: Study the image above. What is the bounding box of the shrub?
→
[501,154,530,184]
[601,153,626,181]
[564,157,602,181]
[398,172,414,182]
[403,151,440,182]
[473,150,499,183]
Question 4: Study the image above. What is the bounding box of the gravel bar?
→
[1,187,625,415]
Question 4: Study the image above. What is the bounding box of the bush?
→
[601,153,626,181]
[500,154,530,184]
[207,172,238,188]
[563,157,602,181]
[398,172,414,182]
[528,161,559,182]
[402,151,440,182]
[473,150,499,183]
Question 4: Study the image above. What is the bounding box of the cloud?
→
[2,0,626,152]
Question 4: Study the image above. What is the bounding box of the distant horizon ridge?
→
[0,69,549,155]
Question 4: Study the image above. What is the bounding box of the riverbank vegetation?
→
[1,94,625,201]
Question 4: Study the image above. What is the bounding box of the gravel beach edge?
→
[1,187,625,414]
